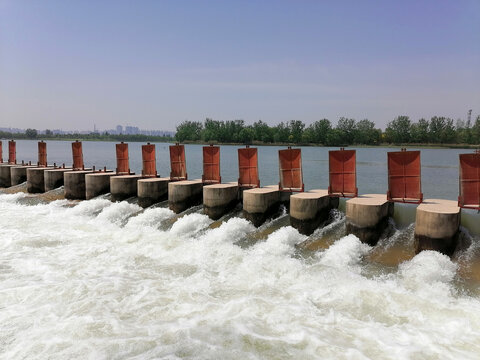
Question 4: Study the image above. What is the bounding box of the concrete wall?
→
[138,177,169,208]
[414,199,461,255]
[27,167,52,193]
[290,189,339,235]
[10,165,35,186]
[64,170,93,200]
[0,164,15,187]
[203,182,239,220]
[168,179,203,213]
[243,186,281,227]
[346,194,394,246]
[85,172,115,200]
[110,174,143,202]
[44,168,73,192]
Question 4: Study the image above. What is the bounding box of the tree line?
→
[0,129,173,143]
[175,115,480,146]
[2,114,479,146]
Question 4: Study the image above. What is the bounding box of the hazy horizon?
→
[1,0,479,132]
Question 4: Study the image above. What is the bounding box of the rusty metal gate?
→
[278,147,304,192]
[169,144,187,181]
[8,140,16,164]
[72,141,84,170]
[202,145,221,184]
[38,141,47,167]
[387,149,423,203]
[238,146,260,188]
[458,150,480,210]
[142,143,157,177]
[115,142,130,175]
[329,148,357,197]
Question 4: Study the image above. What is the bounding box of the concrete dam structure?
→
[0,140,479,257]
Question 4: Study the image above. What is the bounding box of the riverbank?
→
[3,136,479,150]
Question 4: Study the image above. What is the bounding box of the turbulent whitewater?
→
[1,192,480,359]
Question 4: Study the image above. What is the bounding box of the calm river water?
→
[12,140,469,200]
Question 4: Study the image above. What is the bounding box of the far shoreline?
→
[3,137,479,150]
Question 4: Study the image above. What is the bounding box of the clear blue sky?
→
[1,0,479,131]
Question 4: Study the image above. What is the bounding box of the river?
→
[1,140,480,359]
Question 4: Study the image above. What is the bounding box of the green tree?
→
[301,127,314,143]
[238,127,254,144]
[25,128,38,139]
[325,128,343,146]
[456,119,471,144]
[472,115,480,144]
[336,118,357,145]
[410,118,429,143]
[288,120,305,143]
[428,116,446,143]
[273,122,290,143]
[354,119,378,145]
[440,118,456,143]
[175,121,203,142]
[217,120,243,142]
[385,116,411,143]
[202,118,223,142]
[309,119,331,144]
[252,120,273,142]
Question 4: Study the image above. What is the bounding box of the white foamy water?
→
[1,195,480,359]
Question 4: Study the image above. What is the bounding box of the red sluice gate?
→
[238,146,260,188]
[0,141,3,163]
[458,150,480,210]
[115,142,130,175]
[169,144,187,181]
[72,141,84,170]
[142,143,157,177]
[202,145,221,184]
[8,140,16,164]
[38,141,47,167]
[328,148,358,197]
[387,149,423,204]
[278,147,304,192]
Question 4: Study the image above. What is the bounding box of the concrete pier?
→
[137,177,170,208]
[0,164,16,187]
[168,179,203,213]
[414,199,461,256]
[64,170,93,200]
[26,167,52,193]
[290,189,339,235]
[110,174,143,202]
[85,171,115,200]
[44,167,73,191]
[10,165,35,186]
[243,185,281,227]
[203,182,239,220]
[346,194,394,245]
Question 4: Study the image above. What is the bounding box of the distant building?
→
[0,127,23,133]
[125,126,139,135]
[0,125,175,137]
